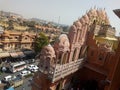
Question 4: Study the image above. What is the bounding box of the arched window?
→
[57,52,62,64]
[75,30,80,42]
[93,19,96,24]
[72,48,77,61]
[79,30,82,42]
[78,47,82,59]
[50,57,55,66]
[61,52,69,64]
[98,53,104,61]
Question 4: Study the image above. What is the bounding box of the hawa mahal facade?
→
[32,8,120,90]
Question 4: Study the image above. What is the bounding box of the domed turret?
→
[79,17,85,24]
[70,25,77,32]
[38,44,56,74]
[43,44,56,58]
[83,14,90,24]
[58,34,70,52]
[73,21,82,28]
[88,8,97,17]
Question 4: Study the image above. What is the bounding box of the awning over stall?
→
[9,52,19,58]
[23,50,35,59]
[0,52,10,58]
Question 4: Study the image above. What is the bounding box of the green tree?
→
[34,32,49,54]
[7,19,14,30]
[27,21,36,27]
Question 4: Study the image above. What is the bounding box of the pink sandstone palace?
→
[32,8,120,90]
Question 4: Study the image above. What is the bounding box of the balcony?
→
[39,58,84,83]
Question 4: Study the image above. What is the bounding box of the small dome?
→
[73,21,82,28]
[44,44,55,57]
[59,34,68,40]
[100,9,107,20]
[79,17,85,24]
[97,10,101,17]
[92,9,97,16]
[83,15,89,23]
[88,9,97,17]
[70,25,77,32]
[58,34,70,51]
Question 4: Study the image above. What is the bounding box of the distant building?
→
[35,25,61,35]
[0,26,4,34]
[0,30,36,51]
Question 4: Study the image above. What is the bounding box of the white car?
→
[27,65,38,70]
[31,68,38,73]
[3,75,12,82]
[19,70,31,77]
[33,65,38,70]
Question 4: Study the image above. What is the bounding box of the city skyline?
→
[0,0,120,35]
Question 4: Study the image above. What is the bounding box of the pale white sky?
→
[0,0,120,35]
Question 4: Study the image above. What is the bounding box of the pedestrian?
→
[22,87,25,90]
[2,66,6,73]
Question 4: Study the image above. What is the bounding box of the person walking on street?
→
[22,87,25,90]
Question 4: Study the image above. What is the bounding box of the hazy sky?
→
[0,0,120,35]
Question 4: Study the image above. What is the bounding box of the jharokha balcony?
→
[39,58,85,83]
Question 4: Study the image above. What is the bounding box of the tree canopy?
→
[34,32,49,54]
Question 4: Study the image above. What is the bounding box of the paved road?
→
[15,77,32,90]
[0,71,32,90]
[0,62,39,90]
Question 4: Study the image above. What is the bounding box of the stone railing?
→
[48,58,84,82]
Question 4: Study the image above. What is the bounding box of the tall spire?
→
[104,7,105,10]
[94,5,96,9]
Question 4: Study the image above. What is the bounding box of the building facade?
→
[0,30,36,51]
[32,8,120,90]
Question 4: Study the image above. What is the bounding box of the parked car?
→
[29,59,35,64]
[2,75,12,83]
[24,60,29,64]
[33,65,38,70]
[19,70,31,77]
[31,68,38,73]
[25,59,35,64]
[27,65,38,70]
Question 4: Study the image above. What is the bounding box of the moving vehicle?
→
[19,70,31,77]
[9,61,26,73]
